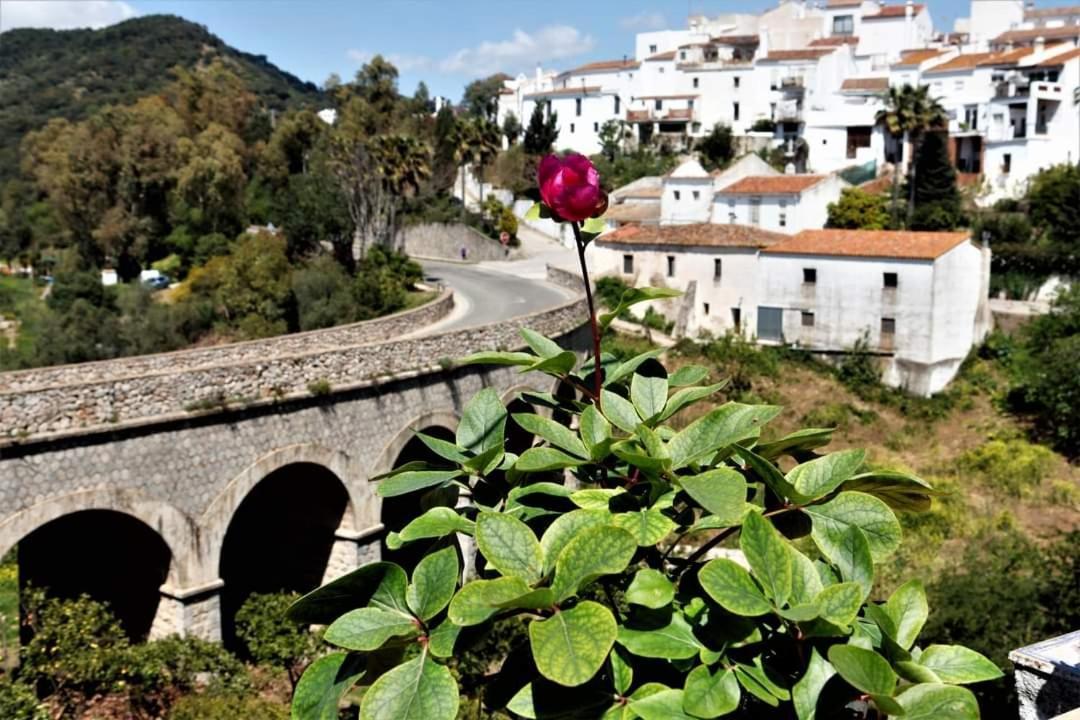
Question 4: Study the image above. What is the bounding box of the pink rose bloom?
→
[537,153,607,223]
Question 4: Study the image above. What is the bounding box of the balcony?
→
[625,108,696,124]
[779,76,806,96]
[775,100,802,122]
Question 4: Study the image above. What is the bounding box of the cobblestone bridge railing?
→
[0,267,587,442]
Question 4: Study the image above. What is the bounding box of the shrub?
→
[698,331,780,397]
[169,692,289,720]
[0,677,47,720]
[802,402,877,430]
[835,333,881,394]
[956,438,1056,497]
[234,592,319,688]
[292,255,358,331]
[125,635,250,715]
[306,379,332,397]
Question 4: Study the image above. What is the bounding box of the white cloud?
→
[438,25,595,77]
[618,11,666,31]
[345,49,432,73]
[0,0,137,32]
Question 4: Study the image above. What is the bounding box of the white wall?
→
[661,178,715,225]
[714,177,844,234]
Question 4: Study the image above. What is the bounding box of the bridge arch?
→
[371,408,460,478]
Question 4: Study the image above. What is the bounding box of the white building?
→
[758,229,991,395]
[714,174,847,233]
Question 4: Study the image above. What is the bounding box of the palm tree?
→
[471,119,502,206]
[876,84,947,227]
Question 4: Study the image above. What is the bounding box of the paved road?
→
[417,259,575,333]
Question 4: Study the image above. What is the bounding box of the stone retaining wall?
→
[400,222,518,262]
[0,271,587,441]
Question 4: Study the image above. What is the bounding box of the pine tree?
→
[909,130,962,230]
[523,104,558,155]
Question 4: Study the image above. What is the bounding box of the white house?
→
[588,223,788,338]
[714,174,847,233]
[758,229,992,395]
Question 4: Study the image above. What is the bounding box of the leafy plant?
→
[235,592,320,688]
[290,157,999,720]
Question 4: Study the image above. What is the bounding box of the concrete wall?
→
[399,223,517,263]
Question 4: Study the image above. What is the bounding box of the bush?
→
[125,635,250,715]
[801,402,877,430]
[292,255,358,331]
[169,692,289,720]
[956,438,1056,498]
[699,331,780,397]
[0,677,47,720]
[835,334,881,394]
[234,592,319,688]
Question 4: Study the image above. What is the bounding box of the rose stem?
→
[571,221,602,407]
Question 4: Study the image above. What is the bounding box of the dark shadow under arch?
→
[219,462,348,649]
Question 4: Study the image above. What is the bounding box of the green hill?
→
[0,14,325,180]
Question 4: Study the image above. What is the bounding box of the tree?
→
[827,187,892,230]
[876,84,946,227]
[696,122,734,171]
[413,81,433,114]
[291,255,358,331]
[597,119,624,161]
[523,103,559,155]
[353,55,400,113]
[173,123,249,237]
[502,112,522,146]
[909,130,963,231]
[1026,163,1080,251]
[274,148,352,260]
[462,74,510,120]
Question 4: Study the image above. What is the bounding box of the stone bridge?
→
[0,267,588,646]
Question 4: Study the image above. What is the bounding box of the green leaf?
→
[414,433,469,463]
[507,482,573,506]
[743,659,790,700]
[291,651,365,720]
[461,444,503,475]
[815,582,863,628]
[359,653,459,720]
[570,488,625,510]
[552,525,637,602]
[740,511,793,607]
[324,608,418,651]
[611,649,633,695]
[288,563,408,624]
[527,350,578,375]
[738,446,800,502]
[870,694,906,716]
[755,428,835,460]
[625,568,675,608]
[699,558,771,616]
[679,468,747,526]
[895,660,942,684]
[792,648,835,720]
[494,587,556,611]
[520,327,564,358]
[601,390,641,434]
[456,388,507,455]
[896,683,979,720]
[407,547,459,622]
[844,470,937,512]
[829,526,873,600]
[617,613,703,660]
[631,370,668,421]
[885,579,928,650]
[683,666,740,718]
[458,350,536,367]
[540,508,610,575]
[629,689,697,720]
[606,348,665,386]
[826,646,897,696]
[378,470,462,498]
[516,446,586,472]
[612,509,677,546]
[448,576,532,626]
[804,491,902,563]
[657,382,728,423]
[600,286,682,331]
[787,449,866,501]
[789,546,825,606]
[734,666,780,707]
[580,406,613,459]
[427,620,460,658]
[475,512,544,585]
[668,364,710,387]
[387,507,474,550]
[530,601,617,686]
[524,202,542,221]
[582,216,607,235]
[918,645,1004,684]
[669,403,782,470]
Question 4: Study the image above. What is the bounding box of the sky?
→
[2,0,1080,101]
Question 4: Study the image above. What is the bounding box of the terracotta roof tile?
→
[826,0,863,6]
[893,48,947,67]
[563,59,640,75]
[924,53,996,74]
[863,3,925,19]
[975,46,1036,66]
[620,187,664,199]
[710,34,760,45]
[1037,47,1080,66]
[646,50,677,61]
[599,223,787,249]
[763,229,970,260]
[992,25,1080,45]
[524,85,602,98]
[859,175,894,194]
[841,77,889,91]
[764,49,836,61]
[810,36,860,46]
[604,204,661,223]
[1024,4,1080,19]
[718,175,827,195]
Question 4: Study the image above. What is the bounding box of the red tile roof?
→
[1024,4,1080,19]
[924,53,996,74]
[810,36,860,47]
[863,3,925,19]
[764,49,836,61]
[859,175,894,195]
[563,59,639,75]
[710,34,760,45]
[893,49,947,67]
[718,175,827,195]
[975,46,1037,66]
[620,187,663,199]
[646,50,677,61]
[763,229,970,260]
[604,204,661,223]
[524,86,602,98]
[826,0,863,6]
[1037,47,1080,66]
[992,25,1080,45]
[841,77,889,91]
[599,223,787,249]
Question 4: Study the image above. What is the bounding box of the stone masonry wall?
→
[399,223,519,263]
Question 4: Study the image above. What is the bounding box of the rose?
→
[537,153,608,223]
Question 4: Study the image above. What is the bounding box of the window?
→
[801,311,815,327]
[593,122,599,132]
[693,77,700,88]
[575,98,582,116]
[570,123,575,133]
[750,196,761,225]
[803,268,817,284]
[659,67,665,74]
[1002,153,1012,174]
[623,254,633,274]
[714,258,722,280]
[674,190,681,200]
[757,307,783,342]
[728,212,737,223]
[883,272,898,288]
[614,96,621,114]
[832,14,854,35]
[655,99,663,110]
[692,190,700,200]
[846,126,872,159]
[688,99,695,109]
[881,317,896,334]
[680,51,687,61]
[649,44,657,54]
[731,307,741,331]
[703,302,710,315]
[667,255,676,277]
[779,199,788,228]
[954,80,964,92]
[733,102,740,121]
[734,76,740,88]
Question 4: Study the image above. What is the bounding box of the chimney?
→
[759,25,769,57]
[905,0,914,19]
[535,63,542,84]
[1034,35,1045,53]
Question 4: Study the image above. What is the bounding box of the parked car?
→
[142,275,170,290]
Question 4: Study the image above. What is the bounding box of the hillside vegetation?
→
[0,14,324,180]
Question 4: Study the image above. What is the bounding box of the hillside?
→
[0,14,325,180]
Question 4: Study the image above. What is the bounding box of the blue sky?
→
[3,0,1080,101]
